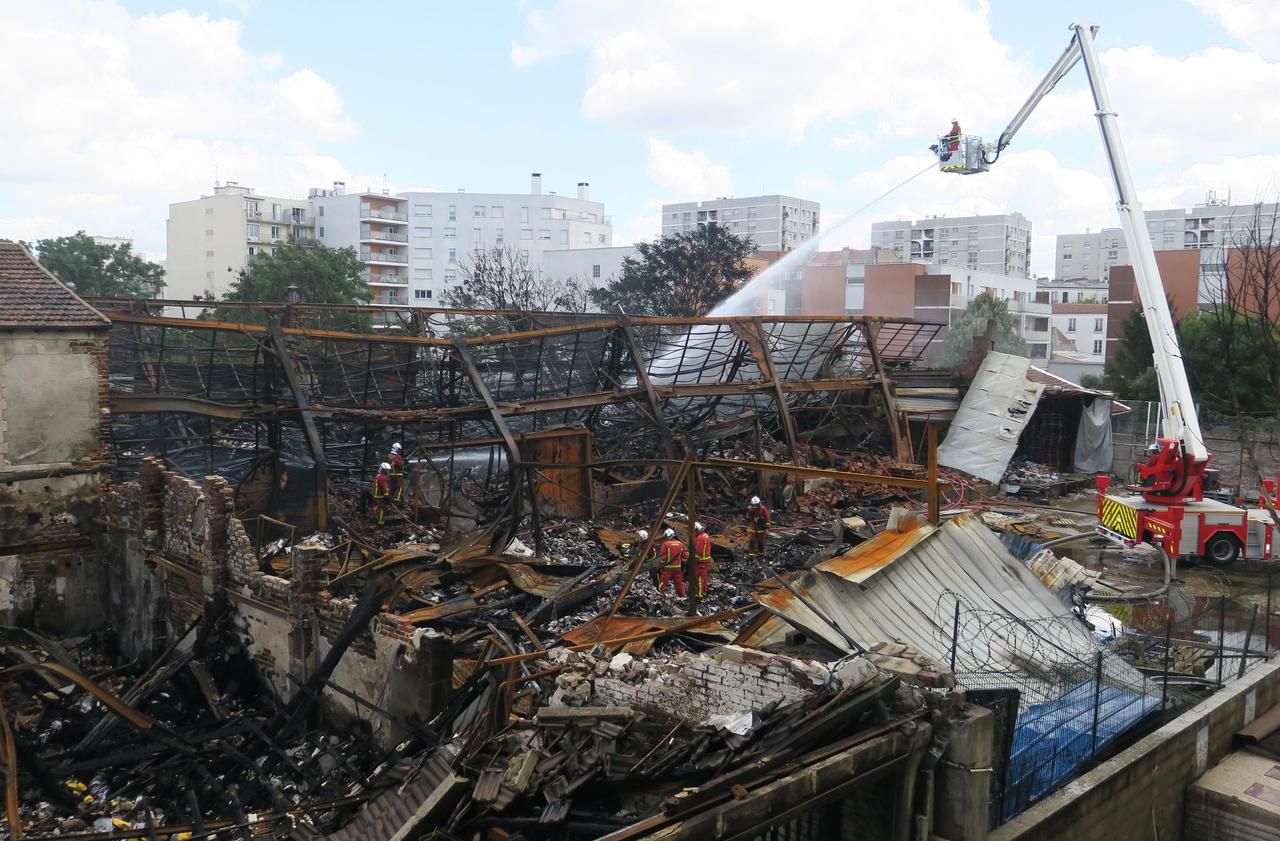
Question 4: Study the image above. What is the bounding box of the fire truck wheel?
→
[1203,533,1240,566]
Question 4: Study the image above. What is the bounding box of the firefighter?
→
[371,462,391,526]
[388,442,406,502]
[692,521,712,599]
[747,496,771,555]
[657,528,687,597]
[942,118,961,160]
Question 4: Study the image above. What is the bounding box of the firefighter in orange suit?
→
[388,442,406,502]
[657,528,688,597]
[747,496,771,555]
[692,521,713,598]
[372,462,391,525]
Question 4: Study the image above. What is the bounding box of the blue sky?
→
[4,0,1280,275]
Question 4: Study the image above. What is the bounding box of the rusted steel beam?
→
[266,318,329,530]
[614,312,675,458]
[863,318,909,462]
[451,340,521,472]
[520,456,943,491]
[734,320,800,461]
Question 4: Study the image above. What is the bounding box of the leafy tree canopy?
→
[222,243,370,306]
[36,231,164,298]
[442,245,589,313]
[937,292,1028,366]
[590,224,756,317]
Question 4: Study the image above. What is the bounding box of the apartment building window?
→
[247,224,260,239]
[444,228,456,239]
[415,227,432,238]
[246,200,259,216]
[205,207,213,215]
[520,247,530,258]
[448,205,456,221]
[1030,344,1048,359]
[559,230,569,245]
[1094,317,1103,332]
[598,234,606,244]
[319,227,324,237]
[1093,340,1103,354]
[951,282,961,295]
[248,246,256,256]
[414,289,429,300]
[414,205,432,217]
[539,229,551,240]
[473,227,481,242]
[271,226,281,239]
[206,271,214,280]
[582,231,592,244]
[492,206,504,219]
[540,207,552,220]
[444,270,456,283]
[521,229,532,240]
[413,248,432,259]
[521,207,529,222]
[473,206,485,218]
[496,229,505,243]
[414,268,433,282]
[592,265,601,278]
[1067,318,1077,332]
[1063,253,1072,260]
[317,206,323,217]
[448,248,457,263]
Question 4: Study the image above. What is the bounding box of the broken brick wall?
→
[591,645,837,721]
[102,457,450,747]
[0,329,110,633]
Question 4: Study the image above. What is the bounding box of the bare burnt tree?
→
[1203,200,1280,509]
[442,244,592,315]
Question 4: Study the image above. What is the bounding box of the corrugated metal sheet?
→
[750,514,1145,706]
[938,352,1045,483]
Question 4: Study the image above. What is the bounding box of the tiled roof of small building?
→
[0,240,110,329]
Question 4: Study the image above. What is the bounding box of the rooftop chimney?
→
[577,182,590,201]
[531,172,542,195]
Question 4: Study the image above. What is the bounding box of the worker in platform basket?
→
[934,118,962,162]
[657,528,688,597]
[372,462,391,526]
[692,522,713,599]
[746,496,771,556]
[388,442,406,502]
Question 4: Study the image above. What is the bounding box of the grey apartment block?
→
[661,195,820,252]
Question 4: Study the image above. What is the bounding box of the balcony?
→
[360,248,408,265]
[362,269,407,285]
[360,227,408,243]
[359,206,408,224]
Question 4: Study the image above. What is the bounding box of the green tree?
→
[1179,309,1275,415]
[222,242,370,306]
[590,224,755,317]
[1096,307,1155,397]
[937,292,1028,366]
[36,231,164,298]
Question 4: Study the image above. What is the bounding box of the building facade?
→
[400,175,612,304]
[662,195,820,253]
[310,184,410,306]
[870,212,1033,277]
[1036,278,1110,381]
[540,245,638,294]
[1054,200,1280,290]
[166,182,316,300]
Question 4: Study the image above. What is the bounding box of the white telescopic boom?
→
[1073,24,1206,462]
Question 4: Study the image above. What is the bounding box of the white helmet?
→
[391,442,402,454]
[637,529,649,541]
[379,462,391,472]
[694,521,705,532]
[664,528,675,539]
[750,496,761,505]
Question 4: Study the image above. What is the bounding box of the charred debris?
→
[0,300,1091,838]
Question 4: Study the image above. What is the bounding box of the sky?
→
[4,0,1280,276]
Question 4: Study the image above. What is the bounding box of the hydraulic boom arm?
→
[945,23,1209,500]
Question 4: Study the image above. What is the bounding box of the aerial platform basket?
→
[935,134,992,175]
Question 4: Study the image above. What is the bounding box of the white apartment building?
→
[166,182,316,300]
[662,195,820,253]
[400,174,612,304]
[870,212,1033,277]
[1035,278,1108,381]
[1054,199,1280,287]
[541,245,638,294]
[310,184,410,306]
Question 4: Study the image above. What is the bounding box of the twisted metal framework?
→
[94,300,948,527]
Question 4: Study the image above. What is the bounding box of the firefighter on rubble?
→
[657,528,688,597]
[388,442,406,502]
[371,462,391,526]
[747,496,771,555]
[692,521,712,599]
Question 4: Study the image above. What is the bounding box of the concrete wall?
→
[0,329,109,632]
[990,661,1280,841]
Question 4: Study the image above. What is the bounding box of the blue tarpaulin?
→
[998,679,1161,822]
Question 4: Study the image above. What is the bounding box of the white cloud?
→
[646,139,733,199]
[1189,0,1280,55]
[0,1,359,256]
[613,199,665,246]
[514,0,1033,140]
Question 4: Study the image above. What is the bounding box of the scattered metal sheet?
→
[938,352,1044,483]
